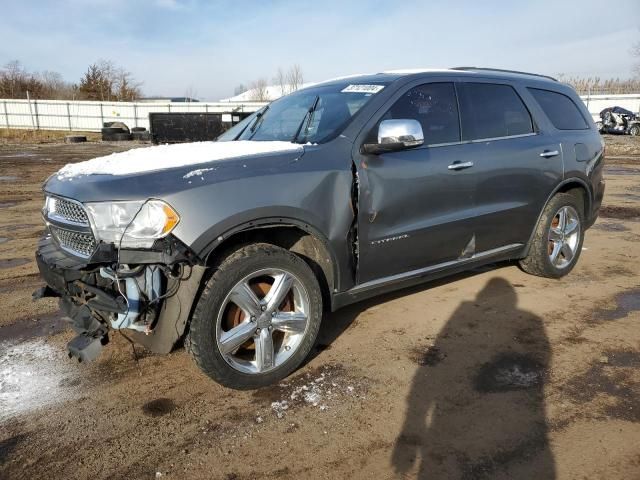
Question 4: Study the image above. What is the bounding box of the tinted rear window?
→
[528,88,588,130]
[457,83,534,141]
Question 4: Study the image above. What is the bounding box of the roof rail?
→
[451,67,557,82]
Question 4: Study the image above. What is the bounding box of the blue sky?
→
[1,0,638,100]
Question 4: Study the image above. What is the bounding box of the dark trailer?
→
[149,112,252,143]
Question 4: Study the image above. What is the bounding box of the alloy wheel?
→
[547,205,581,269]
[215,268,310,374]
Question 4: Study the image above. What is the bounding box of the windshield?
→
[236,83,386,143]
[216,109,262,142]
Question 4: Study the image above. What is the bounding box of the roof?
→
[220,67,558,103]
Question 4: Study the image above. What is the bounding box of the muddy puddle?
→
[409,345,446,367]
[612,193,640,201]
[595,289,640,321]
[142,398,177,418]
[599,205,640,220]
[0,202,18,208]
[0,237,8,244]
[0,258,30,269]
[563,350,640,423]
[592,222,630,232]
[474,353,545,393]
[0,223,40,231]
[0,176,18,182]
[0,312,67,344]
[604,166,640,176]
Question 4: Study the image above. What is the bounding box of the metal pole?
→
[133,103,138,128]
[33,100,40,130]
[99,103,104,128]
[66,102,72,131]
[2,100,9,129]
[26,91,36,130]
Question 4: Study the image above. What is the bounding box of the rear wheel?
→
[519,192,584,278]
[629,125,640,136]
[188,243,322,389]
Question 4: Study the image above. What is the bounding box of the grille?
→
[51,197,89,225]
[50,226,97,258]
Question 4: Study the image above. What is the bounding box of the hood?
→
[44,140,307,202]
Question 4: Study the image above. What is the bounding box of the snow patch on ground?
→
[55,141,304,179]
[0,340,80,421]
[260,364,368,420]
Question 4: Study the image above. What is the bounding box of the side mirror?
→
[362,119,424,154]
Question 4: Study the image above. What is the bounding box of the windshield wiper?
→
[291,96,320,144]
[248,105,269,137]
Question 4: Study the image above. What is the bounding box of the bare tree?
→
[286,64,303,92]
[39,71,75,99]
[113,68,142,101]
[274,67,287,96]
[560,75,640,95]
[248,78,269,101]
[633,40,640,77]
[184,85,198,102]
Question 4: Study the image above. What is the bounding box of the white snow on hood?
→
[56,141,304,179]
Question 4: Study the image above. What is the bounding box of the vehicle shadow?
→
[390,277,555,479]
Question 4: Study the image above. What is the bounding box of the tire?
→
[131,127,147,133]
[107,121,130,133]
[102,132,132,142]
[101,127,126,135]
[519,192,585,278]
[64,135,86,143]
[188,243,323,389]
[629,125,640,136]
[131,131,152,141]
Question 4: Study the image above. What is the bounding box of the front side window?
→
[528,88,589,130]
[382,82,461,145]
[236,83,386,144]
[457,83,534,141]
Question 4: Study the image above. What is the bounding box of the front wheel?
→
[629,125,640,136]
[188,243,323,389]
[519,192,585,278]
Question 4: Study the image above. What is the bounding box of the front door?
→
[354,82,478,284]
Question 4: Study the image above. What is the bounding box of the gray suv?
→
[35,68,605,389]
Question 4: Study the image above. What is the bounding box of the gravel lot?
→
[1,135,639,479]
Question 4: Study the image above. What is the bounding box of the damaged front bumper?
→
[34,234,205,362]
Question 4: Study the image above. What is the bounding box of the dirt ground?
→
[1,134,639,480]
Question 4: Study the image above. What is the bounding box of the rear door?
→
[353,81,478,283]
[454,81,564,252]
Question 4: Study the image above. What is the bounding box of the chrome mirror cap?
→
[378,119,424,147]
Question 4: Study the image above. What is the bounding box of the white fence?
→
[0,93,638,133]
[0,99,266,132]
[581,93,640,119]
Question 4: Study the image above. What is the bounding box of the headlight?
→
[84,199,179,249]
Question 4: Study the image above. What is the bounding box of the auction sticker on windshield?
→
[341,84,385,94]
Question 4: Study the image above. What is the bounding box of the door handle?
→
[448,161,474,171]
[540,150,560,158]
